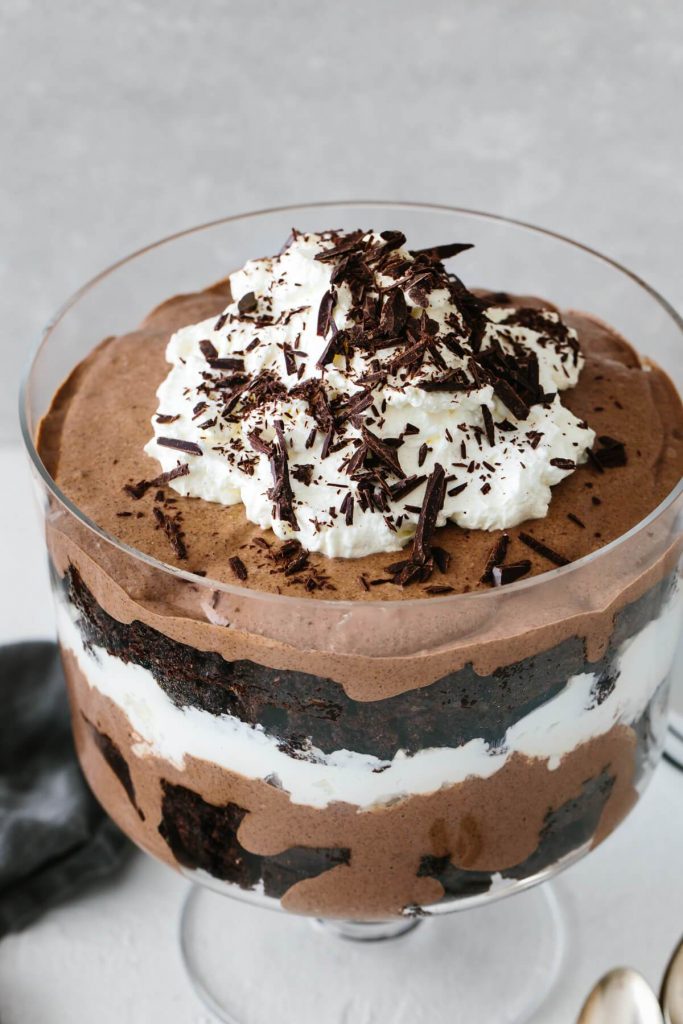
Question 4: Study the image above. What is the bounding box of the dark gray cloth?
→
[0,641,130,938]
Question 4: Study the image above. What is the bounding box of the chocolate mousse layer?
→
[67,649,643,919]
[38,286,683,602]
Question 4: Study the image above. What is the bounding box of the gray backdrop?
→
[3,0,682,442]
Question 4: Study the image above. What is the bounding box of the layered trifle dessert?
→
[38,229,683,919]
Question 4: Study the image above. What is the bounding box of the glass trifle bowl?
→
[20,203,683,1023]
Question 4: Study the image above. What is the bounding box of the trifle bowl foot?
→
[179,882,567,1024]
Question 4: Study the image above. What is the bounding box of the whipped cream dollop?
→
[146,230,595,559]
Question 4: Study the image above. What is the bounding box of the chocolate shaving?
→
[123,463,190,500]
[431,546,451,573]
[283,345,297,376]
[209,357,245,371]
[339,491,354,525]
[337,389,374,422]
[424,585,455,595]
[480,533,509,584]
[379,288,408,336]
[314,233,364,263]
[410,463,446,567]
[481,405,495,447]
[291,464,314,485]
[594,436,628,468]
[361,425,406,479]
[157,437,203,456]
[283,552,309,576]
[237,291,257,314]
[493,380,529,421]
[199,339,218,361]
[155,413,180,424]
[585,447,605,474]
[492,560,532,586]
[389,474,426,501]
[248,430,274,456]
[410,242,474,261]
[267,420,298,528]
[228,555,248,581]
[418,369,471,392]
[320,425,335,460]
[152,506,187,560]
[316,289,336,337]
[518,531,569,567]
[550,457,576,470]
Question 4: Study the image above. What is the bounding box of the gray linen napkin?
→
[0,641,130,938]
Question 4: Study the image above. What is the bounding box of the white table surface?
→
[0,442,681,1024]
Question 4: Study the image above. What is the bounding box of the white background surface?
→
[2,0,683,444]
[1,1,683,1020]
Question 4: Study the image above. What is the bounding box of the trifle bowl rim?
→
[18,199,683,609]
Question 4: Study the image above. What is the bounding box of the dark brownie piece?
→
[83,715,144,820]
[158,781,349,899]
[418,766,617,901]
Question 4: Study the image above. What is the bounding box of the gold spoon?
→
[661,935,683,1024]
[577,967,663,1024]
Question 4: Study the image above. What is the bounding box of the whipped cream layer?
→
[57,584,680,810]
[146,230,595,558]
